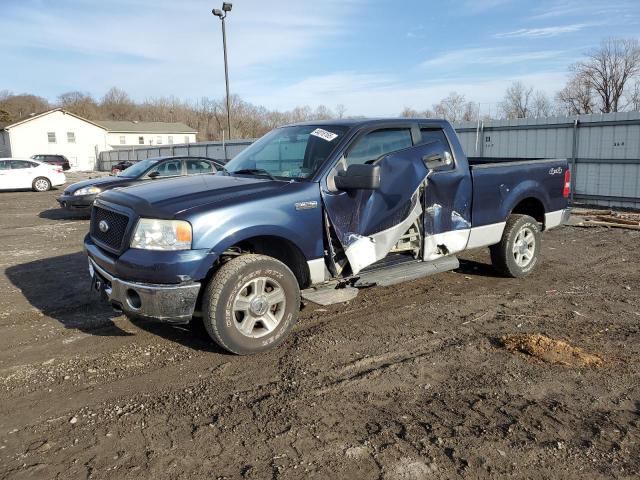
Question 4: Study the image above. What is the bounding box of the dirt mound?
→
[501,333,603,367]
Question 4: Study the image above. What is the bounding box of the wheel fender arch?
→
[500,180,551,224]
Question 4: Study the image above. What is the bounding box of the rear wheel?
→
[32,177,51,192]
[490,214,541,278]
[202,254,300,355]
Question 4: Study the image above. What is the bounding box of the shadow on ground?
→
[39,208,90,221]
[456,258,503,278]
[6,251,129,336]
[6,250,229,353]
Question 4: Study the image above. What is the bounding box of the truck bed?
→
[467,157,569,228]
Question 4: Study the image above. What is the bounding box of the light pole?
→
[213,2,233,142]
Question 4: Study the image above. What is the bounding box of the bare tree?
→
[313,105,334,120]
[626,79,640,111]
[462,102,479,122]
[555,75,596,115]
[0,93,50,123]
[335,104,347,118]
[58,91,100,119]
[432,92,467,122]
[100,87,135,120]
[500,81,533,119]
[572,38,640,113]
[400,107,420,118]
[531,91,553,117]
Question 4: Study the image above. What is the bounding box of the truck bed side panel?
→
[470,159,569,227]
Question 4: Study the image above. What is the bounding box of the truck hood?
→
[97,174,290,218]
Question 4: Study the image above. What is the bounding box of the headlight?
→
[130,219,192,251]
[74,186,102,196]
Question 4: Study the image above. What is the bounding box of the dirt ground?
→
[0,174,638,479]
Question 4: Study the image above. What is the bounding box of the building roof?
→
[2,108,107,131]
[94,120,197,134]
[1,108,197,135]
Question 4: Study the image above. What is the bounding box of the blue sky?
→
[1,0,639,116]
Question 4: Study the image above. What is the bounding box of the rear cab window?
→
[418,126,455,171]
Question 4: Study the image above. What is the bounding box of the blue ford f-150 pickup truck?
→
[85,118,571,354]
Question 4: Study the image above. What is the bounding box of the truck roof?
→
[283,118,451,129]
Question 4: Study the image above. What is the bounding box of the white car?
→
[0,158,66,192]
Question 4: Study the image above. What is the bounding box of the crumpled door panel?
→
[322,143,434,275]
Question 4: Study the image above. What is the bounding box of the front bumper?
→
[57,193,96,210]
[89,257,201,323]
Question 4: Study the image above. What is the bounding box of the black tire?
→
[202,254,300,355]
[32,177,51,192]
[490,214,541,278]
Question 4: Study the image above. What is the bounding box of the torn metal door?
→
[321,143,434,275]
[422,161,473,261]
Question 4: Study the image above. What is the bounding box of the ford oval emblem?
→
[98,220,110,233]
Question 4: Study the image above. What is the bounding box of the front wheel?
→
[490,214,541,278]
[32,177,51,192]
[202,254,300,355]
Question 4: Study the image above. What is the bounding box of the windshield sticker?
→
[310,128,338,142]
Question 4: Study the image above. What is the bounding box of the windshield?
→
[117,158,159,177]
[224,125,348,180]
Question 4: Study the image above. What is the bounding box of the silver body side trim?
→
[544,209,566,230]
[465,222,507,249]
[424,229,471,261]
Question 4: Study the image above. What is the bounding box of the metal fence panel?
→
[97,140,254,171]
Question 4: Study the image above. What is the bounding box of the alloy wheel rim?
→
[35,179,49,191]
[512,226,535,267]
[232,276,286,338]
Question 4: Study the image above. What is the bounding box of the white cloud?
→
[494,24,588,38]
[528,0,637,20]
[420,48,565,68]
[0,0,364,98]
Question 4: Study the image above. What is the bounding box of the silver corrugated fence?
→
[97,140,253,171]
[455,112,640,209]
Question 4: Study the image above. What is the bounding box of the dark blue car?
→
[85,119,570,354]
[57,156,223,211]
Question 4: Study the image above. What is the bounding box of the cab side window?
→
[186,159,214,175]
[345,128,412,167]
[148,159,182,177]
[10,160,34,169]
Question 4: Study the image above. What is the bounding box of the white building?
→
[96,120,197,149]
[0,109,197,171]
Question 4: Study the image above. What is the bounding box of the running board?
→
[301,284,359,306]
[354,256,459,287]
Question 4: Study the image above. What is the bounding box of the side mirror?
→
[334,164,381,190]
[148,171,160,179]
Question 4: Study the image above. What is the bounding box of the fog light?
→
[126,289,142,310]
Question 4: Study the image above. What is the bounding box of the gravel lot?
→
[0,174,639,479]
